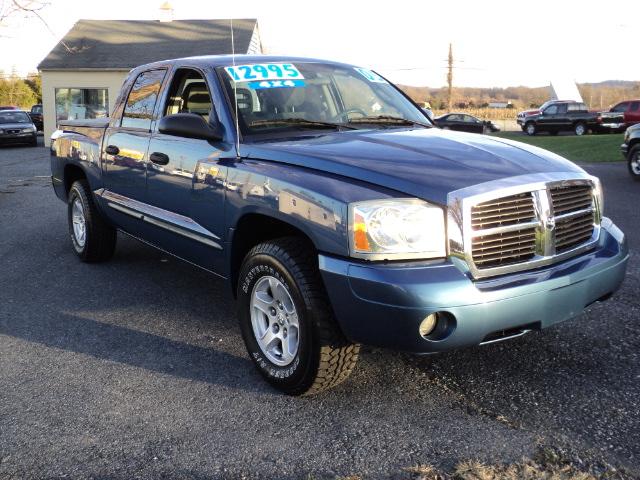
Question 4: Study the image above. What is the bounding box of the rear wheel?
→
[628,145,640,181]
[67,180,117,262]
[525,122,536,136]
[237,237,359,395]
[574,122,587,136]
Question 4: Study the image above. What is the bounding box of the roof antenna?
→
[230,19,241,159]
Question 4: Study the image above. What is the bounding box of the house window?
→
[55,88,109,122]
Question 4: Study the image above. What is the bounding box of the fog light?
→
[419,313,438,337]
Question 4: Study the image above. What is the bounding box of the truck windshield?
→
[218,62,431,136]
[0,111,31,124]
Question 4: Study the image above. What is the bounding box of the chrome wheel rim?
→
[71,198,87,247]
[631,153,640,175]
[250,275,299,367]
[526,124,535,135]
[576,124,585,135]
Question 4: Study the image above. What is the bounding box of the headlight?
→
[22,127,36,133]
[349,198,446,260]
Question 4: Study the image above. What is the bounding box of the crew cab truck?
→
[50,55,629,395]
[521,101,599,136]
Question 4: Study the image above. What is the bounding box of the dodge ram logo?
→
[544,217,556,231]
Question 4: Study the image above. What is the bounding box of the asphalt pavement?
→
[0,139,638,479]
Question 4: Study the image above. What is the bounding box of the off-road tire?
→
[237,237,359,395]
[68,180,117,262]
[628,145,640,182]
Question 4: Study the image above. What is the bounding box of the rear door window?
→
[630,102,640,112]
[121,69,167,130]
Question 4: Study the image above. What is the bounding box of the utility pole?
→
[447,43,453,112]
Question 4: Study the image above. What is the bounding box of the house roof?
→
[38,18,258,70]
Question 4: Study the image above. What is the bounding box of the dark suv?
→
[29,104,43,131]
[521,101,598,136]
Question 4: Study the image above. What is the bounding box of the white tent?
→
[549,79,583,103]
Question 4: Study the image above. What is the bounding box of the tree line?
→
[0,72,41,108]
[400,81,640,111]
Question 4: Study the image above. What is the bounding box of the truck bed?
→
[57,118,109,142]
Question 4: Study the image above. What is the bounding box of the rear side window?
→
[630,102,640,112]
[612,102,629,113]
[121,69,166,130]
[568,103,587,112]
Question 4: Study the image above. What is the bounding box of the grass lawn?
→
[491,132,625,163]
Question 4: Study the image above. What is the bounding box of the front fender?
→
[223,157,409,255]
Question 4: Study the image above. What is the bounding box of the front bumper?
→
[0,132,36,144]
[621,143,628,158]
[319,218,628,353]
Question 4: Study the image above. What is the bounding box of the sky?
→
[0,0,638,88]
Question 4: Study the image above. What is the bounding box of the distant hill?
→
[399,80,640,110]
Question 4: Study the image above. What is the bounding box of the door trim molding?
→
[95,188,222,250]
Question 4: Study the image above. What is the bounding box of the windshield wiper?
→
[347,115,432,128]
[248,118,357,130]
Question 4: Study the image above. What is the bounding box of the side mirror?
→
[158,113,222,141]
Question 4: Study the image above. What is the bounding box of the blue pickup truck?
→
[51,55,629,395]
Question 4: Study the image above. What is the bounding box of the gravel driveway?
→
[0,141,638,479]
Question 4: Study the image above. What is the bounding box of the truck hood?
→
[517,109,541,117]
[243,128,584,205]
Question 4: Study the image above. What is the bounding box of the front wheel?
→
[67,180,117,262]
[574,122,587,136]
[237,237,359,395]
[525,122,536,136]
[628,145,640,181]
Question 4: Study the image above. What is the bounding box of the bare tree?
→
[0,0,49,28]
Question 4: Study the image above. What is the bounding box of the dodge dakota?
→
[50,55,629,395]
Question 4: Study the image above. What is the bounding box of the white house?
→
[37,18,262,145]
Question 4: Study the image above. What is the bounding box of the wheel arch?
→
[63,163,88,200]
[229,212,319,298]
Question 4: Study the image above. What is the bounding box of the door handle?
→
[150,152,170,165]
[105,145,119,156]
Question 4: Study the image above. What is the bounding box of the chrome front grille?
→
[555,211,595,252]
[471,192,536,229]
[472,227,537,268]
[550,185,593,215]
[447,174,602,279]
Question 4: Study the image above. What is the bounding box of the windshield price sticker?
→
[225,63,304,82]
[354,67,387,83]
[248,80,306,90]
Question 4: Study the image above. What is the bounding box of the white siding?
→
[40,70,129,146]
